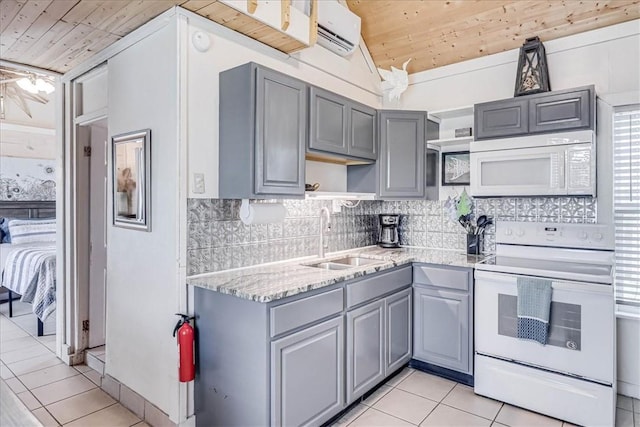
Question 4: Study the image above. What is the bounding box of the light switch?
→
[193,173,205,194]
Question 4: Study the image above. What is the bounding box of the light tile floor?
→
[331,368,640,427]
[1,301,144,426]
[2,300,638,427]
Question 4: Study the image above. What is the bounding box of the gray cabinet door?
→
[309,86,349,155]
[379,110,426,198]
[385,288,412,375]
[255,67,306,196]
[346,299,385,404]
[271,316,344,426]
[475,98,528,140]
[413,286,470,374]
[349,103,377,160]
[529,88,592,133]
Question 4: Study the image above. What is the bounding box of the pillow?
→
[8,219,56,245]
[0,218,14,243]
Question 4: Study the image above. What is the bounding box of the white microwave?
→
[470,130,596,197]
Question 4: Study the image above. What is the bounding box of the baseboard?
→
[409,359,474,386]
[618,380,640,400]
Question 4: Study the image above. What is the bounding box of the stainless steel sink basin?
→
[305,262,353,270]
[303,256,382,270]
[330,256,381,266]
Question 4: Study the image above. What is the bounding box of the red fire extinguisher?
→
[173,314,195,383]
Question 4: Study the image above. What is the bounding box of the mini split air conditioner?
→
[316,1,361,57]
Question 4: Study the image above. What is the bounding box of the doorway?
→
[76,119,108,351]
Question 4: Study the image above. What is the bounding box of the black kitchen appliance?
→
[378,214,400,248]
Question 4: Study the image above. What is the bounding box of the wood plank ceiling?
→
[347,0,640,74]
[1,0,639,75]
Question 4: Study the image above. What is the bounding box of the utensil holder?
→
[467,233,482,255]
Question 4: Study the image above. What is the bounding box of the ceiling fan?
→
[0,67,55,119]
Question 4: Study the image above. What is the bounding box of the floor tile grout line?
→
[49,399,122,426]
[437,401,501,423]
[33,381,99,407]
[0,344,57,365]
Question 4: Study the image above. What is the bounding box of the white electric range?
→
[474,221,615,426]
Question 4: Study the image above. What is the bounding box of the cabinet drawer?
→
[270,288,343,337]
[346,267,412,309]
[413,265,470,291]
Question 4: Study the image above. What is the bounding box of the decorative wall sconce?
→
[514,36,550,97]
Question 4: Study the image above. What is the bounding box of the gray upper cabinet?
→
[475,85,594,140]
[346,299,385,404]
[474,98,529,140]
[348,103,377,160]
[529,88,593,133]
[308,87,377,160]
[219,63,306,198]
[378,110,426,199]
[385,288,412,375]
[271,316,344,426]
[309,86,349,155]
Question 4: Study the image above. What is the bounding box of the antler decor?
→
[377,58,412,102]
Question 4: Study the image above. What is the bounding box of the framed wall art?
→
[442,151,470,186]
[112,129,151,231]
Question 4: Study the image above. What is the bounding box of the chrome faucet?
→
[319,207,331,258]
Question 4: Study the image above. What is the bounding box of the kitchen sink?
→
[305,262,353,270]
[303,256,383,270]
[329,256,381,266]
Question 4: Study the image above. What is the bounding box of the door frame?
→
[61,64,109,364]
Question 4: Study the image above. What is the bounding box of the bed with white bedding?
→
[0,201,56,334]
[1,242,56,322]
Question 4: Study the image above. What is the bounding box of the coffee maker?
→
[378,214,400,248]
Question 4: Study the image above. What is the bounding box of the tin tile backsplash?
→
[187,196,597,275]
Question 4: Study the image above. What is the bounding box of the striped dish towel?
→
[516,277,552,345]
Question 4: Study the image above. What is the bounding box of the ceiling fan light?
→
[17,77,38,93]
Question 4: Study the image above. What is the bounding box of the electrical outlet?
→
[193,173,205,194]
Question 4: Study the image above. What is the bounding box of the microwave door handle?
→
[556,151,566,190]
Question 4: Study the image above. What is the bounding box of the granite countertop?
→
[186,246,489,303]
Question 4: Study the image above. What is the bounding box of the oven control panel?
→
[496,221,614,249]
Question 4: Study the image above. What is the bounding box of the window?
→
[614,106,640,307]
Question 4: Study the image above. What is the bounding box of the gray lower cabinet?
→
[195,266,413,426]
[413,286,469,372]
[219,62,306,198]
[412,264,473,376]
[346,299,385,404]
[271,316,344,426]
[378,110,426,199]
[385,287,412,374]
[308,86,377,160]
[345,267,413,404]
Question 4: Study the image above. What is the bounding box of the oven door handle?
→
[474,270,613,295]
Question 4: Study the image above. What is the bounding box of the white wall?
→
[618,316,640,398]
[395,20,640,111]
[106,19,181,420]
[184,11,381,198]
